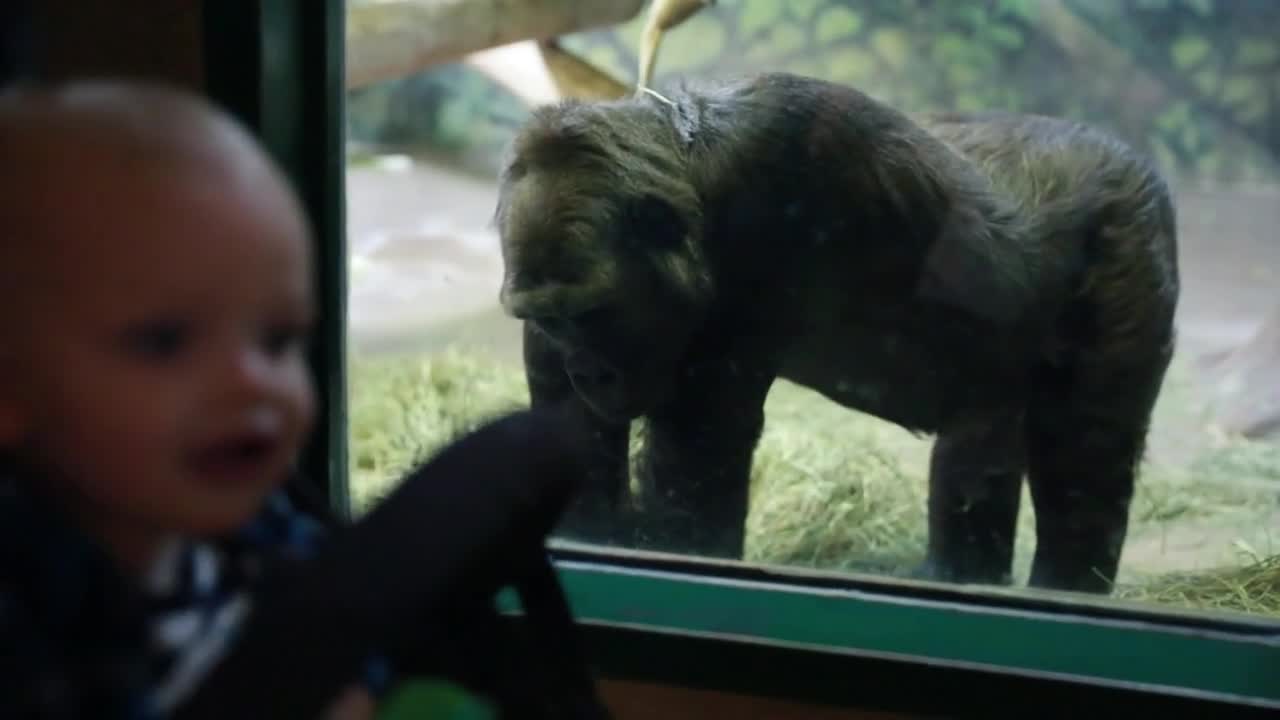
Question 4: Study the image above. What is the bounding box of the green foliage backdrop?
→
[347,0,1280,186]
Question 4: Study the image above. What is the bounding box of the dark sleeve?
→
[0,576,152,720]
[280,472,343,530]
[0,585,45,718]
[171,408,587,720]
[0,485,152,720]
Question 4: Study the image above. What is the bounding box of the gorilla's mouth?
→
[564,350,645,421]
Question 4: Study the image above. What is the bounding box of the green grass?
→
[347,345,1280,617]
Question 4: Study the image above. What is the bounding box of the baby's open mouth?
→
[189,433,279,485]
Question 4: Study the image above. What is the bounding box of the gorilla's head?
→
[494,97,712,421]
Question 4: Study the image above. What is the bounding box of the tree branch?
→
[346,0,646,90]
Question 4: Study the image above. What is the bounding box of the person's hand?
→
[320,685,376,720]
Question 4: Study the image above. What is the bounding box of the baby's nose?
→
[244,403,284,434]
[222,346,284,396]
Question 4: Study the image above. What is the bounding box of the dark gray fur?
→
[494,72,1179,594]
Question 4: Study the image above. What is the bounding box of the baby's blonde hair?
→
[0,78,304,326]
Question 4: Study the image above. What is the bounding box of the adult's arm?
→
[172,407,591,720]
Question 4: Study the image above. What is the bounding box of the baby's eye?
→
[261,324,310,358]
[121,320,190,362]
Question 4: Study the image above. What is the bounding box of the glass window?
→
[342,0,1280,621]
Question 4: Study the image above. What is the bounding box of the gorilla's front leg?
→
[631,360,774,559]
[922,416,1026,587]
[522,323,632,547]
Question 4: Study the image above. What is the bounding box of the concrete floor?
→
[344,158,1280,391]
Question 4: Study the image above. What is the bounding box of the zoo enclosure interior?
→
[344,0,1280,618]
[14,0,1275,716]
[329,0,1280,710]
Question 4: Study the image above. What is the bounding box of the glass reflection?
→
[344,0,1280,617]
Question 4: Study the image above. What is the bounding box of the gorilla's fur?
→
[494,72,1179,594]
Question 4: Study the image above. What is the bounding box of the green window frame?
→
[203,2,1280,715]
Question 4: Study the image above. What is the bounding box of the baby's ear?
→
[0,397,23,443]
[0,406,24,447]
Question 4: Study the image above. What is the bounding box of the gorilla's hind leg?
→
[1024,357,1169,594]
[1025,296,1175,594]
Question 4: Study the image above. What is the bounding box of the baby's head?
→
[0,80,316,574]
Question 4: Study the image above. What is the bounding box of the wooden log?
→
[463,38,630,108]
[346,0,646,90]
[537,39,630,101]
[464,41,561,106]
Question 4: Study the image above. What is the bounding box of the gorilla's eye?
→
[574,305,614,332]
[625,195,685,250]
[534,305,614,343]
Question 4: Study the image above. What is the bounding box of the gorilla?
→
[492,71,1179,595]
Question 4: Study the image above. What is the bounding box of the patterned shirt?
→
[0,471,389,719]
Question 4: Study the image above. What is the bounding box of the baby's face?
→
[1,140,317,550]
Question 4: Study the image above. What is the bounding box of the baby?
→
[0,79,376,719]
[0,77,594,720]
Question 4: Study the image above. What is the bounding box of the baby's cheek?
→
[278,362,317,457]
[61,439,186,525]
[62,417,162,480]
